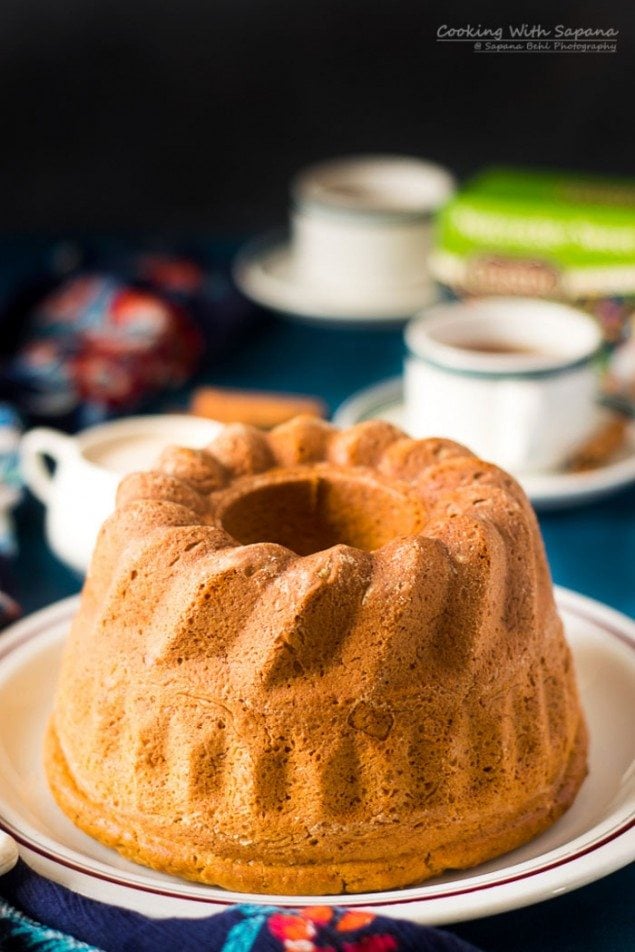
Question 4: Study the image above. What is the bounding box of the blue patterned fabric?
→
[0,402,22,560]
[0,897,100,951]
[0,861,480,952]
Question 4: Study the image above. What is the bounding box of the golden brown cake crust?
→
[46,716,587,894]
[46,416,589,894]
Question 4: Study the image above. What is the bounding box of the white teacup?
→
[21,414,222,574]
[291,155,455,301]
[404,298,604,474]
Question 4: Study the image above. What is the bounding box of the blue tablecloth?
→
[6,241,635,952]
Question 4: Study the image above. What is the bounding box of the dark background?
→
[0,0,633,235]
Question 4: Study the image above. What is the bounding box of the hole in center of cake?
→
[218,473,425,555]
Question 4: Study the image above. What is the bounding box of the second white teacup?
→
[291,155,455,301]
[404,298,604,475]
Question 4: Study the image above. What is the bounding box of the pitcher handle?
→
[20,427,75,505]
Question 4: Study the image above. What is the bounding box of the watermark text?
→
[436,24,619,53]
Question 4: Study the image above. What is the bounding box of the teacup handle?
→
[20,427,75,505]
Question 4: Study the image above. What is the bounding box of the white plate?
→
[232,235,438,325]
[0,591,634,924]
[334,377,635,510]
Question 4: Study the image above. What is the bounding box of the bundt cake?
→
[45,416,588,895]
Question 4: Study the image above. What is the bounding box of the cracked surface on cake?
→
[45,416,588,894]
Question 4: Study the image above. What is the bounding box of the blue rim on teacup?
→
[405,297,605,380]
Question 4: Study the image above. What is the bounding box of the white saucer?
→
[334,377,635,510]
[232,235,439,325]
[0,592,634,924]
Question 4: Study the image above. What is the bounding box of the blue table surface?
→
[5,238,635,951]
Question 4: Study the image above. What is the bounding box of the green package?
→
[432,167,635,300]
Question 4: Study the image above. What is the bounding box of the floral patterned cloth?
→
[0,861,482,952]
[0,898,98,951]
